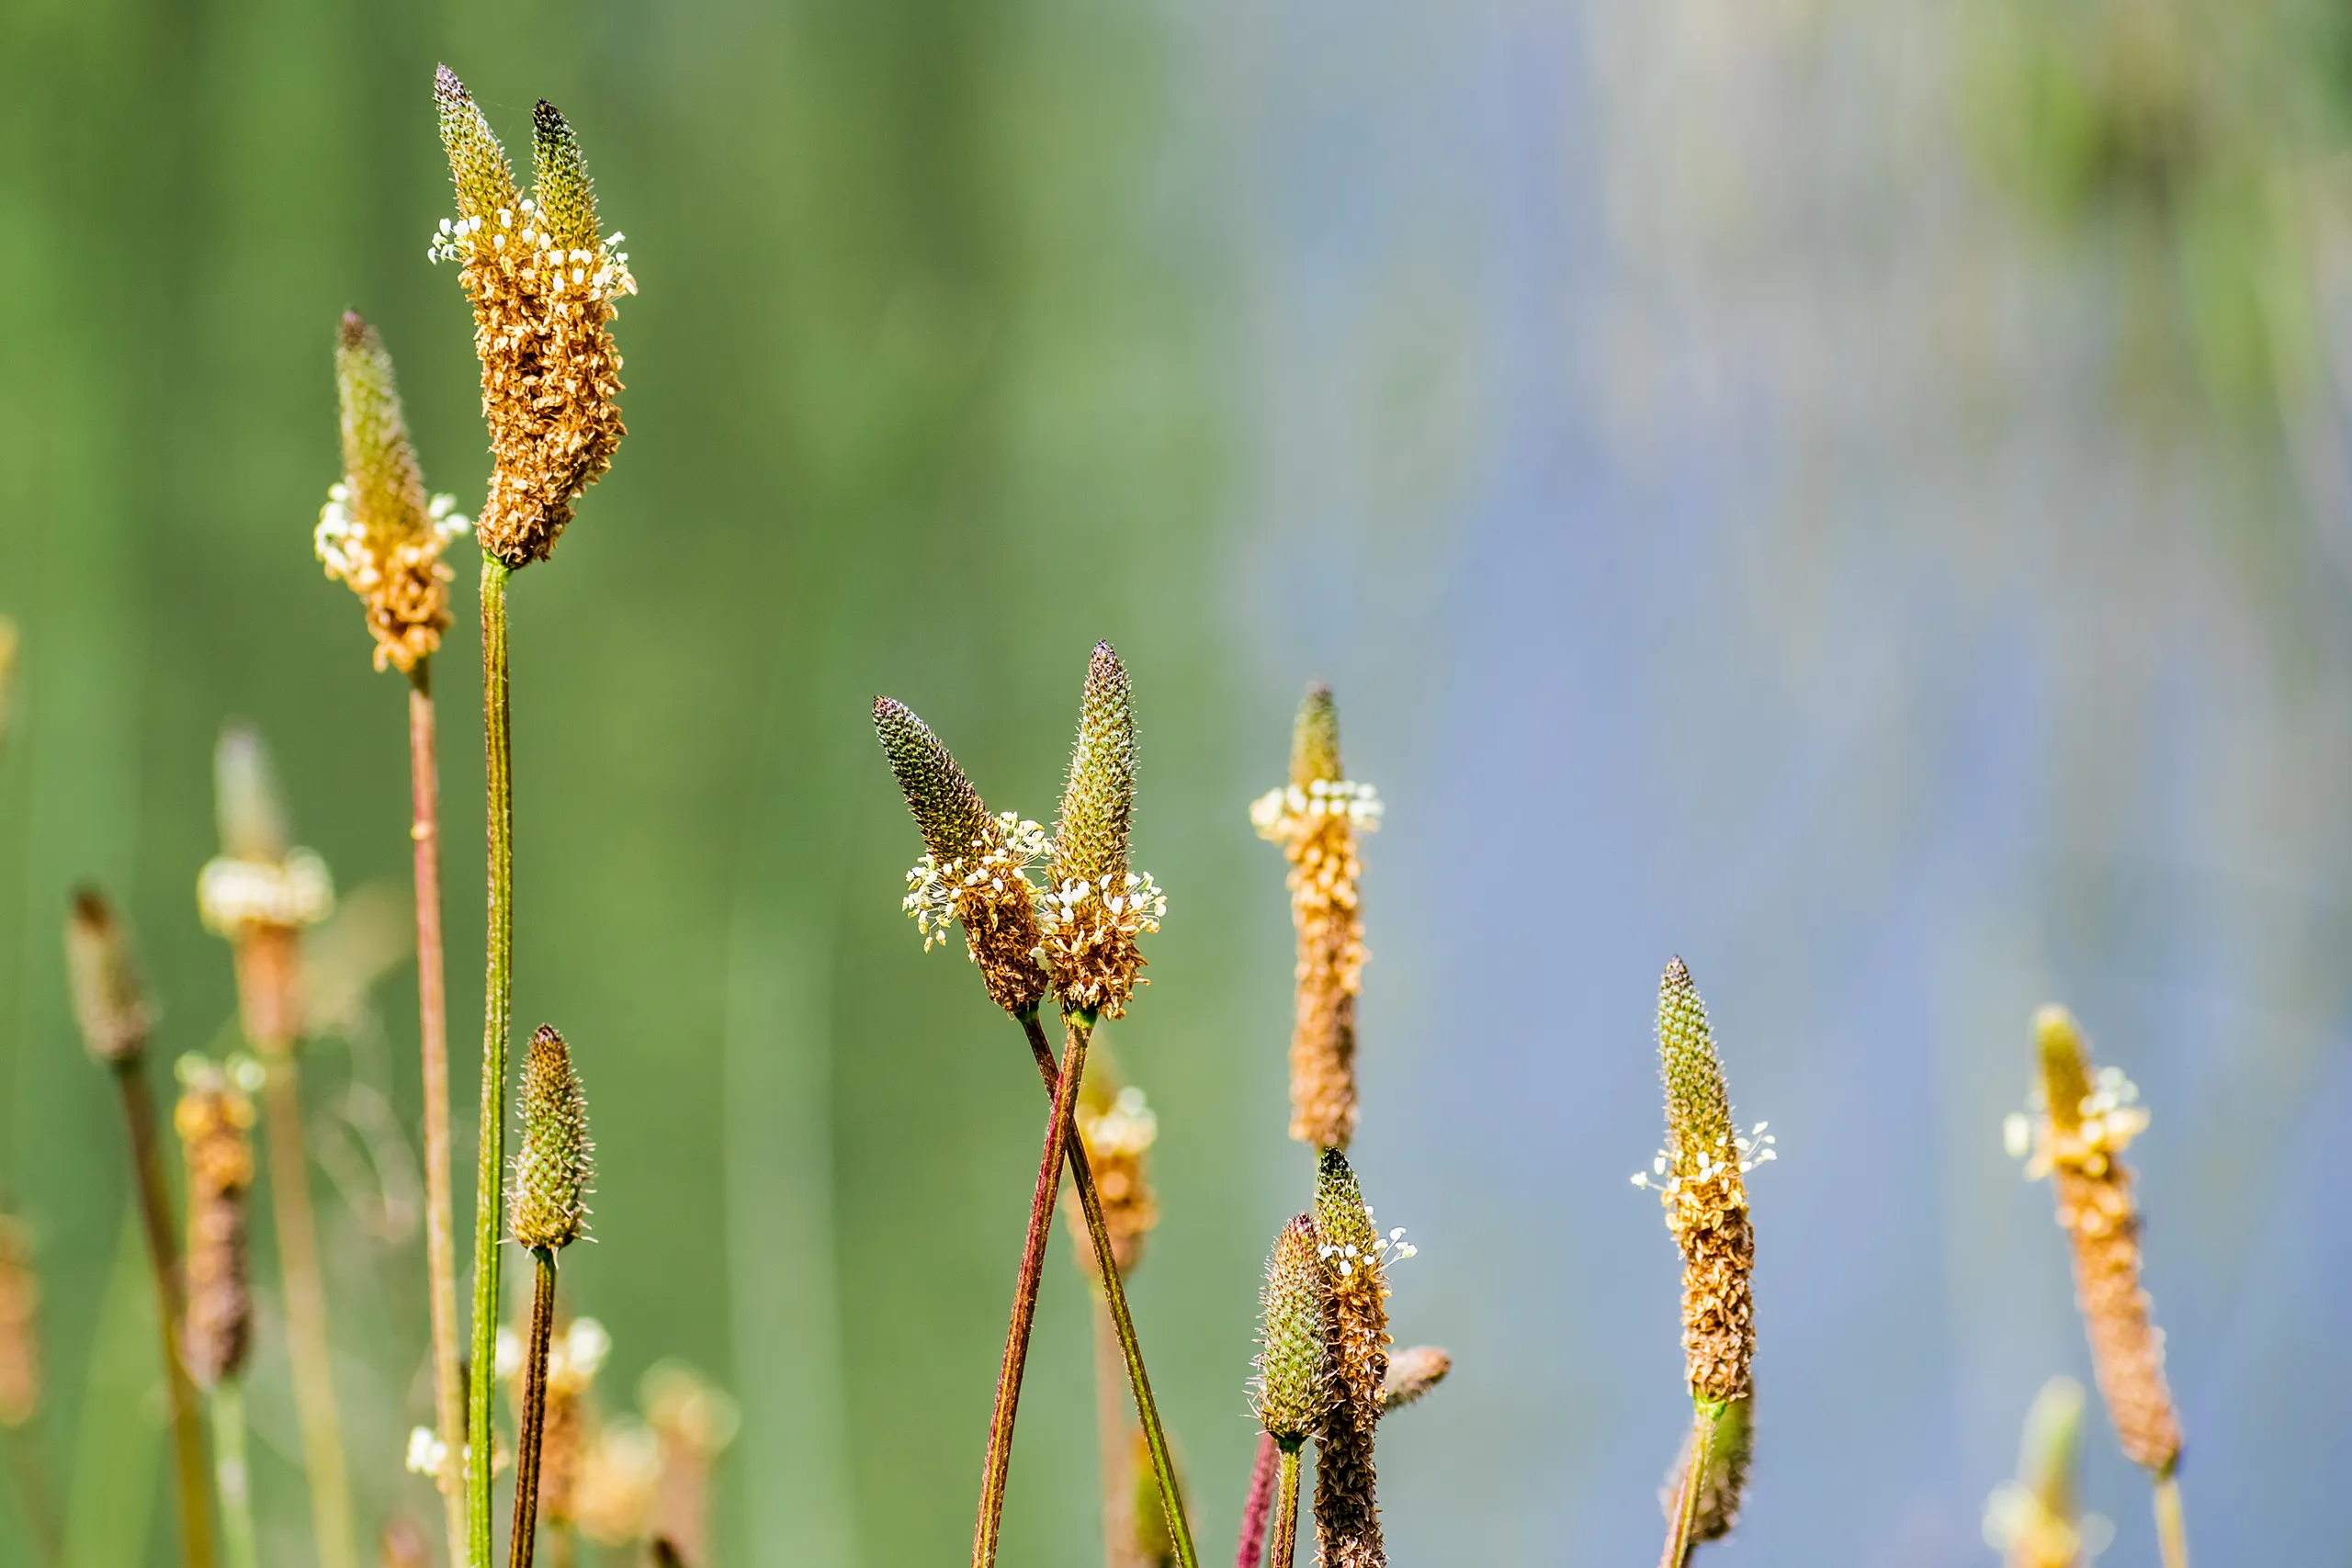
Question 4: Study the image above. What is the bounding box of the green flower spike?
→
[1039,643,1165,1019]
[1253,1214,1331,1444]
[511,1025,593,1254]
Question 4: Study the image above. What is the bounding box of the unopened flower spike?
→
[198,725,334,1053]
[174,1055,257,1389]
[873,696,1051,1016]
[1376,1345,1450,1415]
[1253,1214,1331,1444]
[1252,682,1383,1151]
[512,1025,594,1253]
[429,67,634,570]
[1984,1376,2111,1568]
[1039,643,1164,1019]
[1312,1147,1394,1568]
[1645,958,1758,1409]
[316,313,470,673]
[2014,1006,2181,1483]
[66,886,152,1065]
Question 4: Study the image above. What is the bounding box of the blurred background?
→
[5,0,2352,1563]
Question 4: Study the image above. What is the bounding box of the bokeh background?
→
[6,0,2352,1563]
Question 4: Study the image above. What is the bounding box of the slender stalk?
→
[971,1013,1091,1568]
[1091,1297,1129,1568]
[507,1250,558,1568]
[111,1060,217,1568]
[211,1382,258,1568]
[1019,1011,1199,1568]
[471,556,516,1568]
[1265,1441,1301,1568]
[4,1425,62,1568]
[1233,1433,1276,1568]
[1657,1403,1715,1568]
[411,659,468,1568]
[258,1051,355,1568]
[2154,1472,2188,1568]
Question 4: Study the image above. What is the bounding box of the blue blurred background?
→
[6,1,2351,1563]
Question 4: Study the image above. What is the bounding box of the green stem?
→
[507,1250,557,1568]
[410,660,469,1568]
[970,1012,1091,1568]
[2154,1471,2188,1568]
[1018,1010,1199,1568]
[471,556,516,1568]
[1657,1401,1717,1568]
[1266,1441,1301,1568]
[211,1382,258,1568]
[111,1059,217,1568]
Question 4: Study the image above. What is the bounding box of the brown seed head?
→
[430,69,634,569]
[1651,958,1757,1405]
[876,697,1051,1016]
[1312,1148,1393,1568]
[1660,1393,1754,1545]
[0,1215,42,1427]
[175,1056,257,1387]
[318,312,469,673]
[1252,1214,1331,1442]
[1252,682,1382,1152]
[2018,1006,2180,1476]
[512,1025,594,1252]
[66,886,151,1064]
[1376,1345,1450,1415]
[1040,644,1163,1018]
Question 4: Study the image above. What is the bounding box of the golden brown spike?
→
[1252,682,1381,1152]
[65,886,151,1065]
[175,1059,257,1390]
[1653,958,1756,1407]
[2025,1007,2181,1477]
[1312,1149,1389,1568]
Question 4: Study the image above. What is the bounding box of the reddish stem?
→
[1234,1431,1278,1568]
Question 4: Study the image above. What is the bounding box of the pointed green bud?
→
[512,1024,593,1252]
[873,697,994,865]
[2018,1376,2084,1520]
[1253,1214,1331,1441]
[66,886,150,1064]
[435,64,519,225]
[1290,681,1340,788]
[2033,1004,2093,1134]
[1314,1147,1378,1266]
[1658,957,1733,1162]
[334,313,432,544]
[1051,642,1137,892]
[214,722,291,863]
[531,99,601,253]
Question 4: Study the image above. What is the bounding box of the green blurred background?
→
[10,0,2352,1563]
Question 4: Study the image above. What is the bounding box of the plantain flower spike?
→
[1251,682,1382,1152]
[1376,1346,1450,1415]
[1984,1377,2110,1568]
[66,886,153,1065]
[512,1025,594,1253]
[1252,1214,1331,1445]
[1311,1148,1415,1568]
[198,724,334,1052]
[430,67,634,570]
[874,696,1050,1017]
[1636,958,1770,1410]
[2012,1006,2180,1478]
[1660,1391,1754,1545]
[1040,642,1165,1019]
[316,312,470,673]
[1063,1059,1159,1276]
[0,1214,42,1427]
[175,1055,259,1388]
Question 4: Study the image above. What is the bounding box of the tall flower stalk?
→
[65,889,218,1568]
[2013,1007,2186,1568]
[174,1056,263,1568]
[431,64,633,1568]
[198,723,351,1568]
[315,309,471,1568]
[507,1026,594,1568]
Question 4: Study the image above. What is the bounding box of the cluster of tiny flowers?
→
[1318,1210,1417,1280]
[1631,1122,1777,1195]
[315,485,469,584]
[1035,870,1168,941]
[902,812,1048,953]
[1250,777,1385,840]
[2005,1067,2147,1177]
[429,205,637,302]
[1982,1484,2112,1562]
[1077,1085,1158,1158]
[404,1425,447,1477]
[197,850,335,935]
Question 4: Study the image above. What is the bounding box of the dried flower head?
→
[641,1361,738,1568]
[1313,1148,1414,1568]
[1040,643,1164,1019]
[1639,958,1762,1406]
[1376,1346,1450,1415]
[1984,1376,2111,1568]
[198,726,334,1052]
[66,886,152,1064]
[572,1418,662,1547]
[1252,1214,1331,1443]
[1064,1060,1160,1275]
[0,1215,42,1427]
[316,312,470,673]
[174,1055,257,1388]
[1251,682,1383,1151]
[1661,1393,1754,1545]
[874,696,1051,1016]
[512,1024,594,1252]
[2014,1006,2181,1477]
[537,1316,611,1524]
[431,68,634,569]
